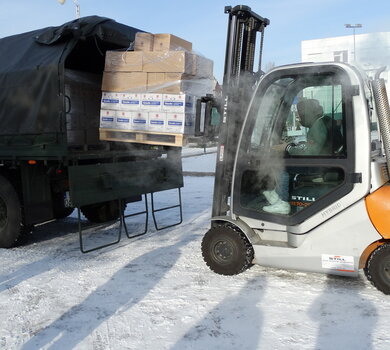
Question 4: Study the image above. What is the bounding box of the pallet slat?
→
[99,128,185,147]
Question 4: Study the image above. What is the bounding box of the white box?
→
[100,109,116,129]
[166,112,194,134]
[148,112,167,132]
[116,111,132,130]
[101,92,121,110]
[131,111,149,130]
[141,93,162,111]
[162,94,195,113]
[120,93,141,111]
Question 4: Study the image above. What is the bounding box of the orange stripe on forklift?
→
[365,184,390,239]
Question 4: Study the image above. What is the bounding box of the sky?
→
[1,0,390,82]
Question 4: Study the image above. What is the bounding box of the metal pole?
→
[344,24,362,62]
[73,0,80,19]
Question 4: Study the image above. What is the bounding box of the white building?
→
[301,32,390,92]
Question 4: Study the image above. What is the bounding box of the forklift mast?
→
[212,5,269,217]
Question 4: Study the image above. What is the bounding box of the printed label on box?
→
[168,121,183,126]
[143,101,161,107]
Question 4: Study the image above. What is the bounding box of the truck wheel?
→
[80,200,123,223]
[364,243,390,294]
[0,175,22,248]
[201,225,254,275]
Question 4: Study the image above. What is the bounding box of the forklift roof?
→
[0,16,141,135]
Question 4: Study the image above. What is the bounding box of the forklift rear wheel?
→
[81,200,124,223]
[0,175,22,248]
[201,225,254,275]
[364,243,390,294]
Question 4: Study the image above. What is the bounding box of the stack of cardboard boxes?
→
[99,33,214,144]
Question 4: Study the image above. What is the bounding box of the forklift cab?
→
[232,63,371,230]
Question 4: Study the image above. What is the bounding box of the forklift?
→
[200,5,390,294]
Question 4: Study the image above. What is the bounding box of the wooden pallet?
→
[99,128,185,147]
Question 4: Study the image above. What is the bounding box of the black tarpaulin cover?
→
[0,16,141,135]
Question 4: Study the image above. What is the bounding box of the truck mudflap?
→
[68,158,183,207]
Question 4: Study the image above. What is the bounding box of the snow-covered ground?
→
[1,149,390,350]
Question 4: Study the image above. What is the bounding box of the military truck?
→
[0,16,183,248]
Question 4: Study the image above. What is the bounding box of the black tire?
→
[364,243,390,294]
[80,200,123,223]
[201,225,254,275]
[0,175,22,248]
[52,192,74,219]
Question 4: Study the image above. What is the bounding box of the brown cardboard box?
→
[153,33,192,52]
[104,51,143,72]
[134,32,154,51]
[147,73,165,92]
[102,72,147,92]
[142,51,194,74]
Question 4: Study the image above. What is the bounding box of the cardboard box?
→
[120,93,141,111]
[166,113,195,134]
[153,33,192,52]
[131,111,149,130]
[162,94,195,113]
[148,112,167,132]
[116,111,132,130]
[104,51,143,72]
[100,110,116,129]
[101,92,121,110]
[134,32,154,51]
[147,73,165,92]
[102,72,147,92]
[140,93,162,111]
[142,51,194,74]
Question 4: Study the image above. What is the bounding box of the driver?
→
[262,98,342,214]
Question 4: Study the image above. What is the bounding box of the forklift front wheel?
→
[0,175,22,248]
[201,225,254,276]
[364,243,390,295]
